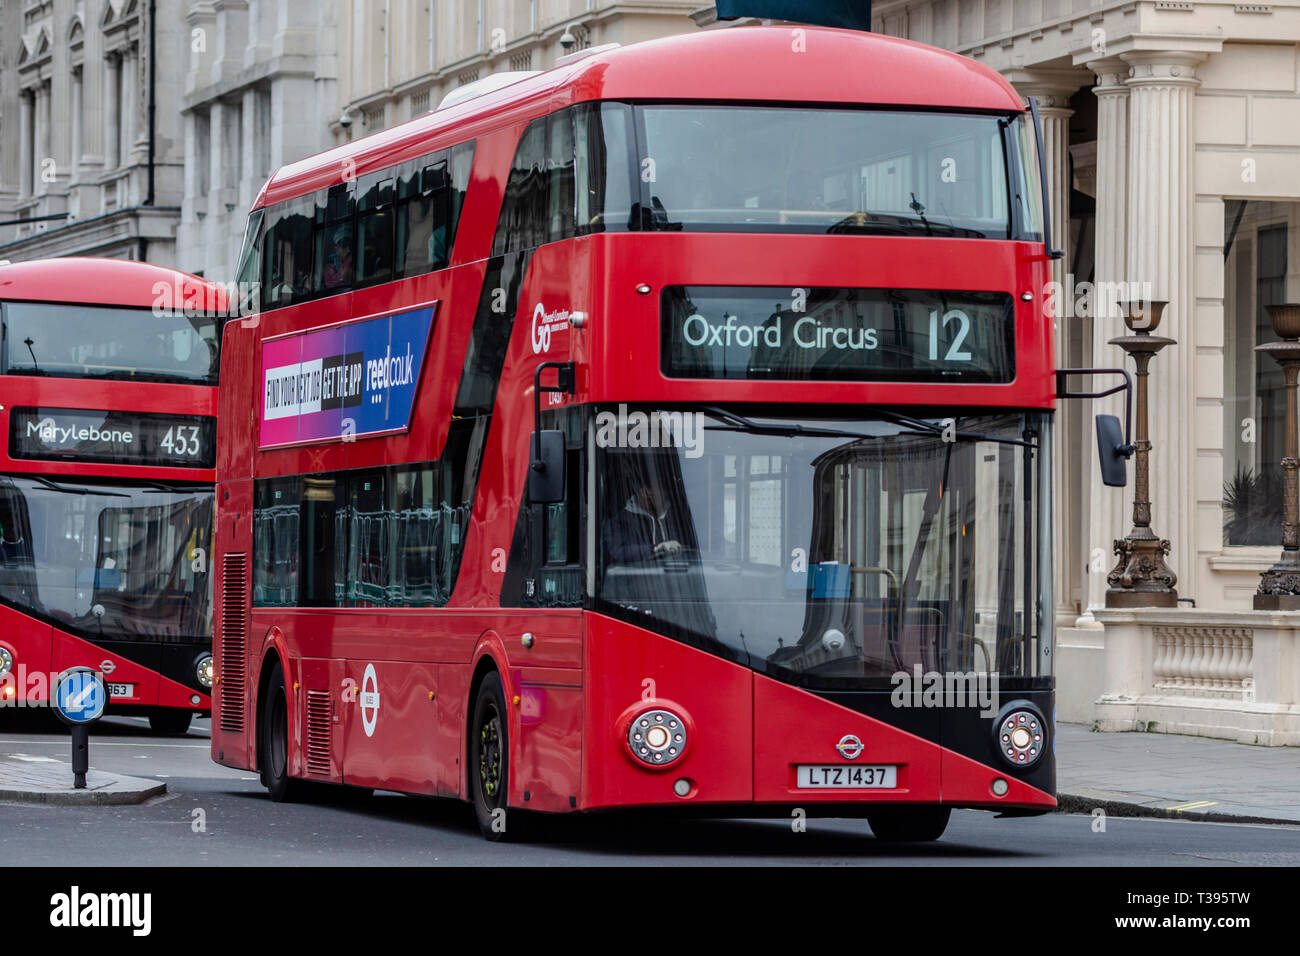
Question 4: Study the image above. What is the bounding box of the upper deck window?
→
[632,105,1027,240]
[1,302,219,385]
[250,140,475,312]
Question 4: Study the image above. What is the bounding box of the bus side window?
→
[547,110,577,242]
[314,182,356,293]
[492,119,548,256]
[576,103,634,233]
[347,473,387,607]
[356,176,396,286]
[396,159,450,276]
[261,196,314,309]
[253,478,302,607]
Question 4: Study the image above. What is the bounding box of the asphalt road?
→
[2,713,1298,866]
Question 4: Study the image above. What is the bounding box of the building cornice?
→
[182,58,319,112]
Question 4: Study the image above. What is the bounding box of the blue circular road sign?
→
[53,667,107,725]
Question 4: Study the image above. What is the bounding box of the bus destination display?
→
[9,407,216,468]
[661,286,1015,383]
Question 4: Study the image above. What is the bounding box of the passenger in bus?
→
[269,238,310,302]
[601,477,688,564]
[323,229,354,288]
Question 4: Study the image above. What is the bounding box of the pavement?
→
[0,716,1295,824]
[0,751,166,806]
[1055,722,1300,825]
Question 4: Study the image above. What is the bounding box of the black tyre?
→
[866,805,951,842]
[259,660,307,802]
[148,709,193,736]
[469,672,524,841]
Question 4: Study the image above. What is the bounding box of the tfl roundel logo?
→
[836,734,864,760]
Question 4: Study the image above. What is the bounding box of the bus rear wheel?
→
[866,806,951,842]
[259,660,306,802]
[148,709,193,736]
[469,672,524,841]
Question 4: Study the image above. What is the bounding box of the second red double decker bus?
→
[214,26,1070,839]
[0,258,223,734]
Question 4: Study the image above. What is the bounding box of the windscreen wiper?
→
[134,479,209,494]
[871,409,1038,450]
[702,406,876,440]
[702,406,1037,449]
[17,474,129,497]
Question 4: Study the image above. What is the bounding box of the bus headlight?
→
[196,654,214,689]
[0,647,12,678]
[994,703,1046,767]
[627,709,687,767]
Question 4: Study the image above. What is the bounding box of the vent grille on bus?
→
[219,553,249,734]
[305,690,333,777]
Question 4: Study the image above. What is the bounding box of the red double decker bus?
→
[213,26,1079,839]
[0,258,223,735]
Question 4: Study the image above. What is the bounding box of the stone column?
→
[1123,50,1205,595]
[33,84,49,196]
[1078,58,1131,627]
[241,87,257,210]
[104,54,121,170]
[19,89,33,197]
[70,69,84,184]
[207,100,227,268]
[121,45,138,163]
[79,16,103,171]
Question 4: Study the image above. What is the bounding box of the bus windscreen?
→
[0,476,212,642]
[1,302,219,384]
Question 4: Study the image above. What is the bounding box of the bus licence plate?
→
[797,765,897,788]
[107,683,135,699]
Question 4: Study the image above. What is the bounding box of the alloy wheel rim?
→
[479,708,502,799]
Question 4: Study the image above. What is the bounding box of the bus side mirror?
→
[529,430,566,504]
[1096,414,1132,488]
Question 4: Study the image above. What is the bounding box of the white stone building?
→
[176,0,341,281]
[0,0,187,262]
[329,2,704,147]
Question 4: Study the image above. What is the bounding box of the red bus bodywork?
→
[214,28,1058,828]
[0,258,223,721]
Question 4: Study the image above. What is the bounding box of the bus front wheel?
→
[148,709,193,736]
[866,806,951,842]
[469,672,525,841]
[259,660,307,802]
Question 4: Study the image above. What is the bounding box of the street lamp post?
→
[1106,299,1179,608]
[1254,303,1300,611]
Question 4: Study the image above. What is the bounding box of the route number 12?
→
[928,309,973,362]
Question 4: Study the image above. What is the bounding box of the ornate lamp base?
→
[1254,550,1300,610]
[1105,530,1179,608]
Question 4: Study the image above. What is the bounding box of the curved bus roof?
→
[0,256,226,311]
[255,26,1026,211]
